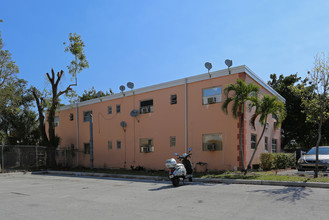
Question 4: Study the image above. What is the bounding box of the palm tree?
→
[222,79,260,171]
[245,94,286,174]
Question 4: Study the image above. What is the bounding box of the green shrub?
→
[287,153,296,168]
[273,153,295,169]
[260,153,274,170]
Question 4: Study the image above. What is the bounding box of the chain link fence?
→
[56,148,90,168]
[0,145,51,172]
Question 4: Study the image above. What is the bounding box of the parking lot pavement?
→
[2,172,329,220]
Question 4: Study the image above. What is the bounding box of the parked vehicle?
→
[297,146,329,171]
[165,147,193,187]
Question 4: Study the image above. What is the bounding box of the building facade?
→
[54,65,284,171]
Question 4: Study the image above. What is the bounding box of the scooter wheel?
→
[172,178,180,187]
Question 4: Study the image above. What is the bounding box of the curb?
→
[30,170,329,189]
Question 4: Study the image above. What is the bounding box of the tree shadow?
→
[249,187,313,203]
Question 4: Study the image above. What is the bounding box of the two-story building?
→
[54,65,284,171]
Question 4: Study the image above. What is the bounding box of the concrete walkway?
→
[29,170,329,189]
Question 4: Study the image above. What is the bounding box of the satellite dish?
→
[130,109,138,117]
[204,62,212,71]
[119,85,125,92]
[127,82,134,89]
[225,59,233,68]
[120,121,127,128]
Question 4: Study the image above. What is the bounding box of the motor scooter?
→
[165,147,193,187]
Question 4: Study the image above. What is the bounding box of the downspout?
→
[89,113,94,169]
[76,102,79,167]
[185,78,188,153]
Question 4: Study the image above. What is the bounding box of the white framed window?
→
[272,139,277,153]
[170,136,176,147]
[202,86,222,105]
[108,106,112,114]
[202,133,223,151]
[117,140,121,149]
[170,94,177,105]
[251,134,257,149]
[265,137,268,151]
[83,111,92,122]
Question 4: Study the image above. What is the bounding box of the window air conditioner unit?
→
[141,147,149,153]
[207,97,216,104]
[207,144,216,151]
[141,106,150,114]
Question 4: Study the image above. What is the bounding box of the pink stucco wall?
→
[54,69,282,171]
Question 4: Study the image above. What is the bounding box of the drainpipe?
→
[185,78,188,153]
[89,113,94,169]
[76,102,79,167]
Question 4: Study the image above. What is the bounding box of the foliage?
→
[79,86,112,102]
[268,73,317,151]
[33,33,89,150]
[273,153,292,170]
[0,20,19,89]
[245,94,286,174]
[0,79,40,145]
[64,33,89,81]
[222,78,260,171]
[0,21,39,145]
[260,153,274,170]
[291,53,329,178]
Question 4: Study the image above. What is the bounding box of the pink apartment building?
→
[54,65,284,171]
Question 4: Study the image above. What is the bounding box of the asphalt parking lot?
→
[1,172,329,220]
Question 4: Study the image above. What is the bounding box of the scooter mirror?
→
[174,153,179,156]
[189,147,192,152]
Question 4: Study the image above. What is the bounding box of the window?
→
[71,144,74,151]
[202,134,223,151]
[108,106,112,114]
[83,111,92,122]
[116,105,121,113]
[108,141,112,150]
[117,140,121,149]
[140,99,153,114]
[265,137,268,151]
[272,139,277,153]
[69,113,74,121]
[55,116,59,127]
[202,86,222,105]
[170,136,176,147]
[84,143,90,154]
[251,134,257,149]
[170,94,177,105]
[140,138,154,153]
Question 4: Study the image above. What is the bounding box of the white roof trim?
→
[59,65,285,111]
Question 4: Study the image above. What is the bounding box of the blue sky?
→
[1,0,329,103]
